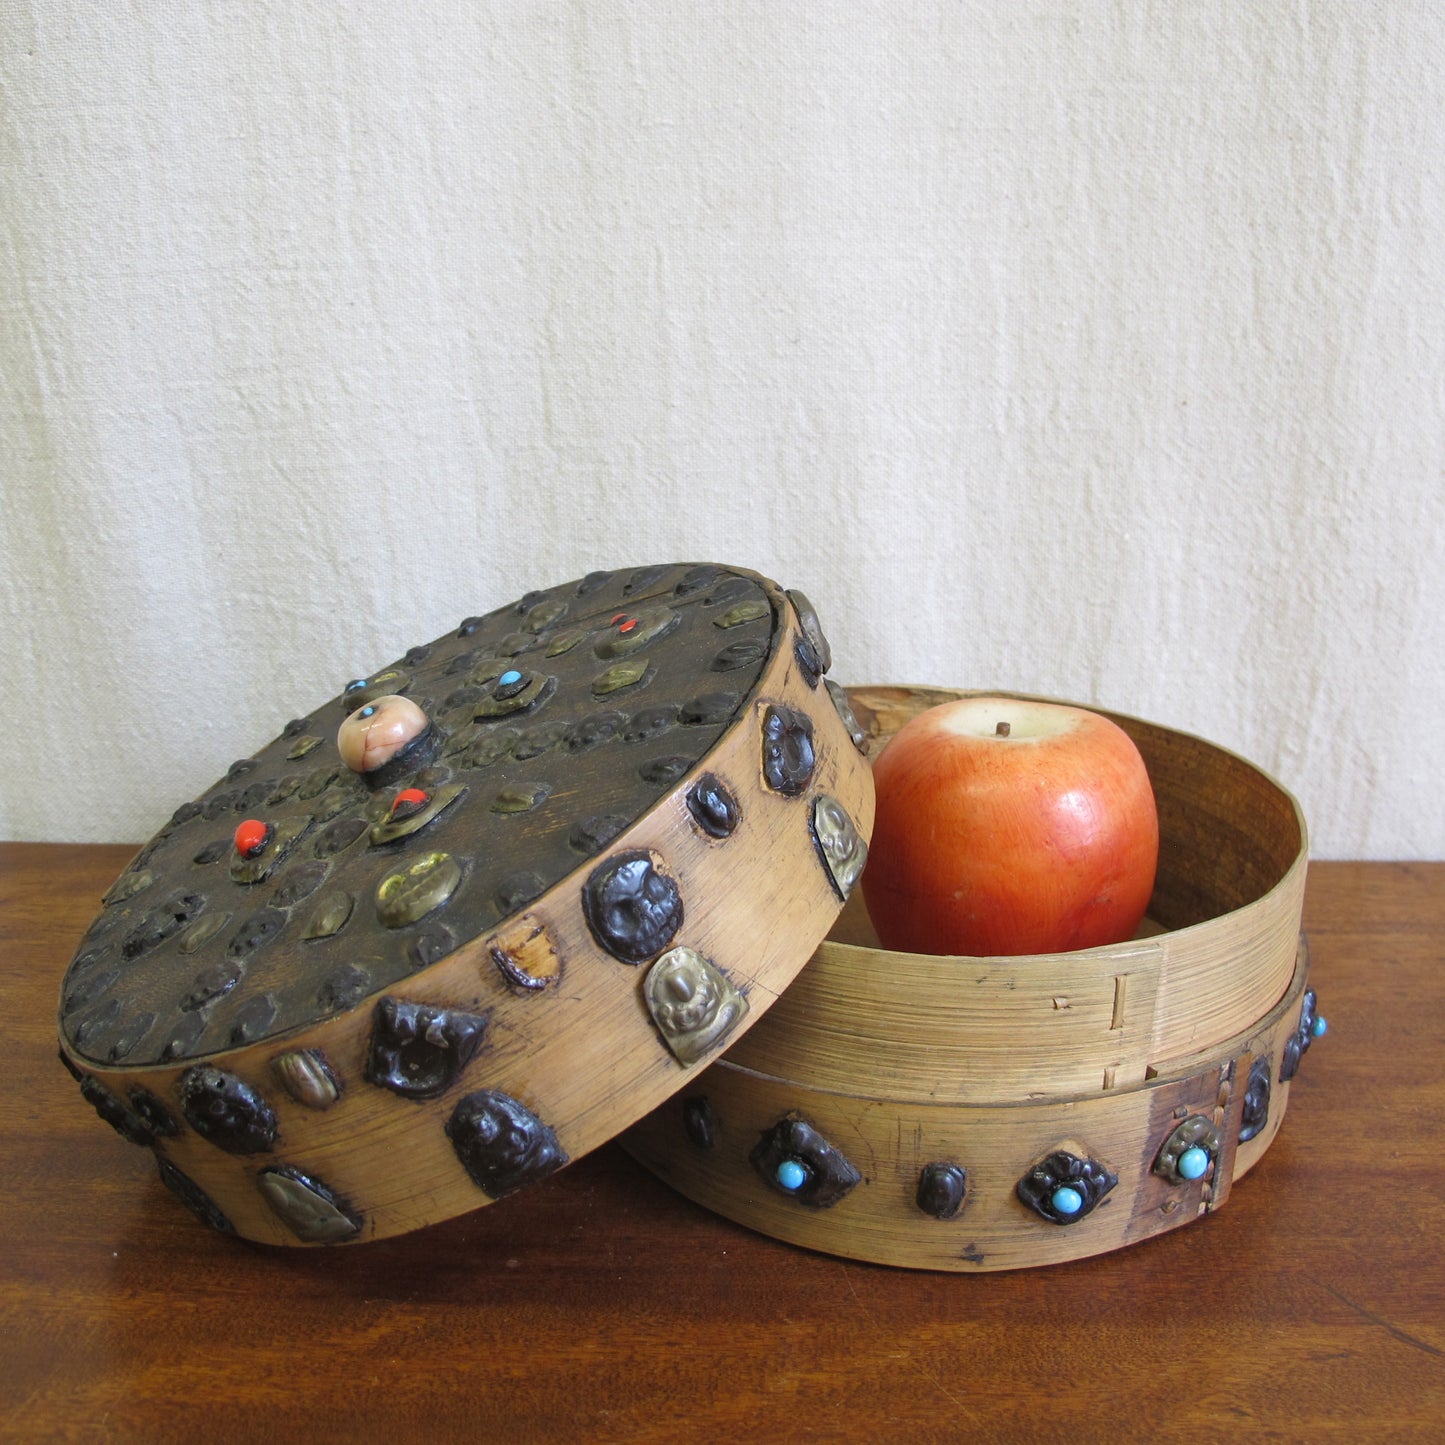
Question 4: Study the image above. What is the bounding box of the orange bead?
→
[234,819,271,858]
[390,788,431,820]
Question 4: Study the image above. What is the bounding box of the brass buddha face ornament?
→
[643,946,748,1066]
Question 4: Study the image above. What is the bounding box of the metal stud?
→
[546,628,585,657]
[102,868,155,906]
[313,816,368,858]
[446,1090,568,1199]
[179,1066,279,1155]
[317,963,372,1014]
[568,813,629,855]
[564,711,626,752]
[785,588,832,674]
[368,783,467,845]
[639,754,691,785]
[686,774,740,838]
[711,639,767,672]
[749,1115,861,1209]
[1239,1058,1272,1142]
[682,1096,719,1149]
[228,993,278,1047]
[157,1157,234,1234]
[471,672,556,718]
[365,997,489,1099]
[271,860,329,908]
[643,947,749,1065]
[810,795,867,900]
[1153,1114,1221,1184]
[679,691,740,726]
[375,852,462,928]
[258,1166,362,1244]
[491,781,552,814]
[1280,986,1324,1081]
[916,1162,968,1220]
[713,600,770,629]
[79,1076,154,1146]
[592,659,653,695]
[583,850,684,964]
[302,890,354,940]
[229,816,310,884]
[594,606,681,658]
[273,1049,341,1110]
[1017,1148,1118,1224]
[761,705,816,795]
[121,892,206,959]
[825,679,868,751]
[177,912,233,955]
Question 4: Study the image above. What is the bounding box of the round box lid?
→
[57,563,875,1245]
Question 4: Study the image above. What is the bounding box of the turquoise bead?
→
[1051,1185,1083,1216]
[499,669,523,687]
[1178,1146,1209,1180]
[776,1159,807,1191]
[1312,1016,1328,1037]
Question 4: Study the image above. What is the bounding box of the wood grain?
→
[3,844,1443,1441]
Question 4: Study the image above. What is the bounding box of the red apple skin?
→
[860,697,1159,957]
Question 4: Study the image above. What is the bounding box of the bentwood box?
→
[56,565,1320,1267]
[622,686,1318,1271]
[57,565,874,1246]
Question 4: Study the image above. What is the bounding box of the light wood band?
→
[622,938,1312,1270]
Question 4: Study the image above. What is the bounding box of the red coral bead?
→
[234,819,271,858]
[390,787,431,820]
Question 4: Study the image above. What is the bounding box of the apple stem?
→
[995,721,1011,737]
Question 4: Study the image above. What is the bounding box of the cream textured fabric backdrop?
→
[3,3,1442,857]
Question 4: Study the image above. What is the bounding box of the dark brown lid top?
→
[60,563,779,1067]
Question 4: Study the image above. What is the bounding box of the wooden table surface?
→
[3,845,1442,1443]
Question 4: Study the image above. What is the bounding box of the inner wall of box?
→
[1114,713,1302,931]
